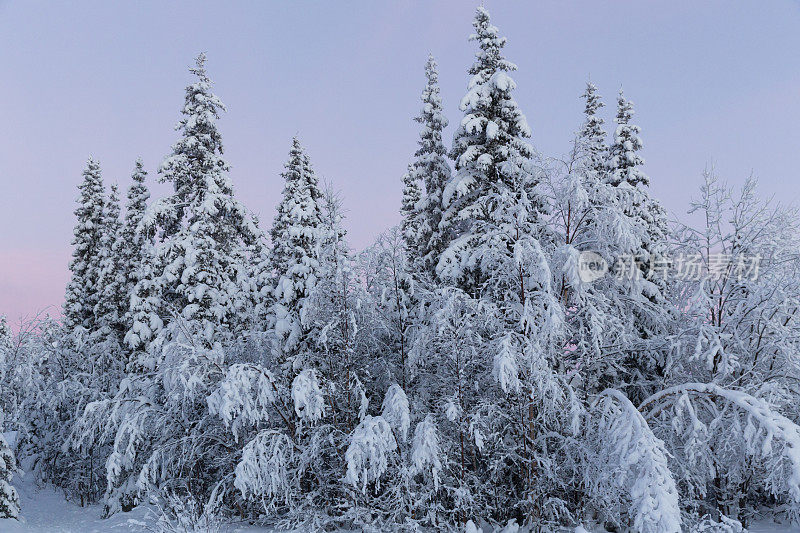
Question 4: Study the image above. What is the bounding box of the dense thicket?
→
[2,7,799,532]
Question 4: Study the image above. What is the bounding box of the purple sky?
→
[2,1,800,325]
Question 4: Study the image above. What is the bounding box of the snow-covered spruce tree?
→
[63,158,107,335]
[270,137,323,369]
[410,54,451,277]
[206,186,396,530]
[246,221,273,334]
[41,159,117,505]
[606,88,670,293]
[0,412,20,519]
[409,8,575,527]
[94,54,260,515]
[400,164,423,269]
[92,184,127,377]
[439,6,548,297]
[68,178,149,511]
[605,89,672,402]
[126,53,260,354]
[548,84,638,398]
[580,81,607,181]
[118,160,152,330]
[107,159,154,374]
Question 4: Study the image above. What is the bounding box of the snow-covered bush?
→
[345,415,398,493]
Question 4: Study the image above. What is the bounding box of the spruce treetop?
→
[580,81,607,174]
[607,89,647,188]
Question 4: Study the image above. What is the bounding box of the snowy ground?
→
[2,471,150,532]
[2,469,798,533]
[0,470,273,532]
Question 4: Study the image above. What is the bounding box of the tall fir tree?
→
[603,89,671,402]
[0,418,19,519]
[92,184,127,377]
[64,158,107,334]
[410,54,451,276]
[607,89,647,188]
[559,81,610,255]
[580,81,607,180]
[400,163,423,265]
[606,89,669,291]
[126,54,259,352]
[271,137,324,367]
[118,159,152,301]
[439,6,547,296]
[0,317,11,357]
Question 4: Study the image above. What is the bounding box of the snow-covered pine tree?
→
[247,229,274,333]
[414,8,570,526]
[439,6,548,296]
[553,81,610,262]
[97,55,262,513]
[126,53,260,352]
[111,159,153,370]
[64,158,107,335]
[270,137,323,368]
[607,89,646,190]
[550,84,631,396]
[410,54,451,277]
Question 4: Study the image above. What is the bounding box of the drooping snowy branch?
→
[641,382,800,501]
[345,415,398,493]
[591,388,681,533]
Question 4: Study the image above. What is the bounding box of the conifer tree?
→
[64,158,107,334]
[580,81,607,181]
[601,90,671,402]
[92,184,127,378]
[270,137,323,366]
[607,89,647,189]
[400,163,423,265]
[0,317,11,358]
[606,89,669,293]
[410,54,451,276]
[119,160,151,301]
[126,54,259,351]
[0,421,19,519]
[439,6,547,296]
[558,81,610,253]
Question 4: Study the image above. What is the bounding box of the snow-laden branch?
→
[639,382,800,501]
[207,363,277,441]
[344,415,397,493]
[593,388,681,533]
[234,429,295,506]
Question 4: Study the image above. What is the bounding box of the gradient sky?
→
[2,0,800,325]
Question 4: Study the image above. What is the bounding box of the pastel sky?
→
[2,1,800,325]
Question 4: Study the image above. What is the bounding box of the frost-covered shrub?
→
[291,369,325,423]
[345,415,398,493]
[149,489,224,533]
